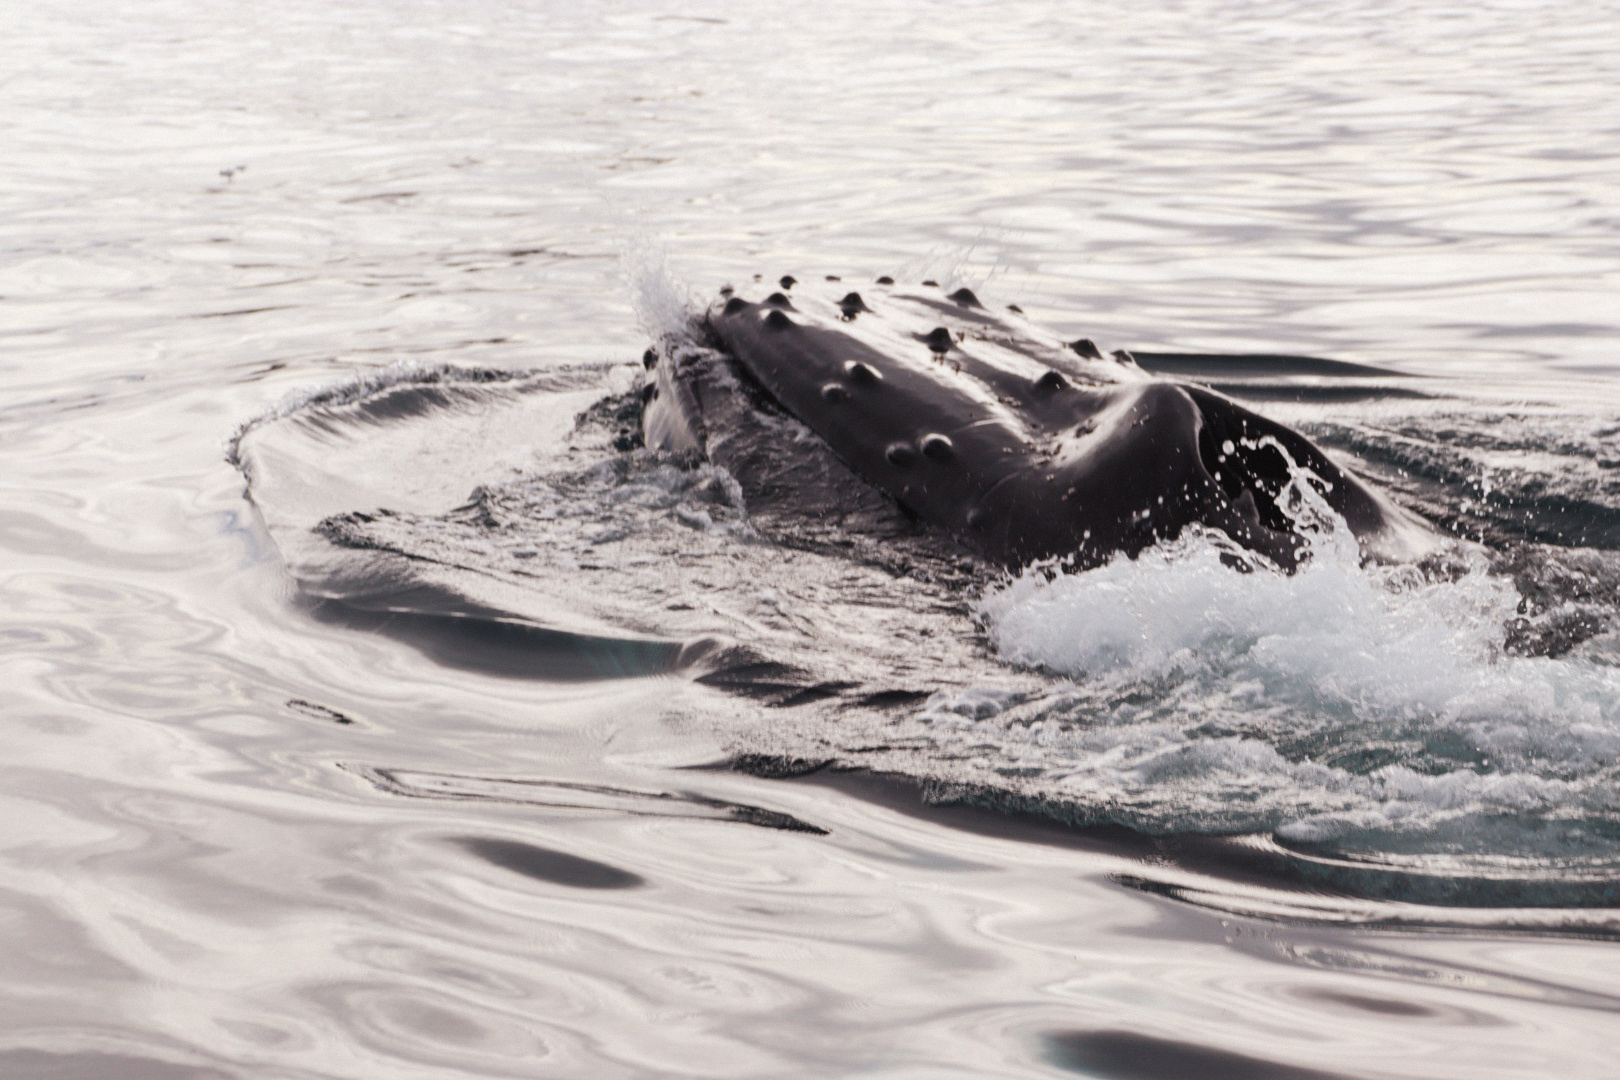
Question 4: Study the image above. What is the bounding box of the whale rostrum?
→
[643,277,1434,571]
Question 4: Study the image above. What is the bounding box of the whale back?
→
[692,278,1429,569]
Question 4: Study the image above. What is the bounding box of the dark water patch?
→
[306,595,685,683]
[1261,840,1620,911]
[339,191,418,203]
[720,754,835,779]
[0,1051,235,1080]
[779,768,1620,925]
[349,766,826,834]
[286,698,354,725]
[191,305,298,319]
[503,245,590,258]
[779,766,1175,854]
[1115,874,1620,939]
[1203,382,1435,404]
[1491,544,1620,655]
[772,681,861,707]
[1043,1030,1356,1080]
[1292,987,1437,1018]
[856,688,933,709]
[1312,421,1620,551]
[692,655,852,705]
[576,385,646,451]
[455,837,644,890]
[1131,352,1397,379]
[1458,487,1620,551]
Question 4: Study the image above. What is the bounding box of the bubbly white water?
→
[979,516,1620,849]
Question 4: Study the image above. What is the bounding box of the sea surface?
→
[4,1,1620,1077]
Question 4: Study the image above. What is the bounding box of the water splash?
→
[621,237,698,344]
[972,475,1620,863]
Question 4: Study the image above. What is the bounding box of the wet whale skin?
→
[646,278,1427,570]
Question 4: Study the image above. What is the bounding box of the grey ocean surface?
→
[4,1,1620,1078]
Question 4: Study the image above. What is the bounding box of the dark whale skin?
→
[654,279,1430,570]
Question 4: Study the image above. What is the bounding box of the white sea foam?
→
[970,496,1620,851]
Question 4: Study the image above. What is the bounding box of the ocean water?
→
[4,1,1620,1077]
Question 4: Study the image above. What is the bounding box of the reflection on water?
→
[3,0,1619,1076]
[455,837,647,891]
[1045,1029,1354,1080]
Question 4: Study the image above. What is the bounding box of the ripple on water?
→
[5,0,1620,1076]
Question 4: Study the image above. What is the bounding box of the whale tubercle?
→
[680,272,1430,573]
[845,360,881,385]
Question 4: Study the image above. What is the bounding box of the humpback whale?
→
[642,277,1433,572]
